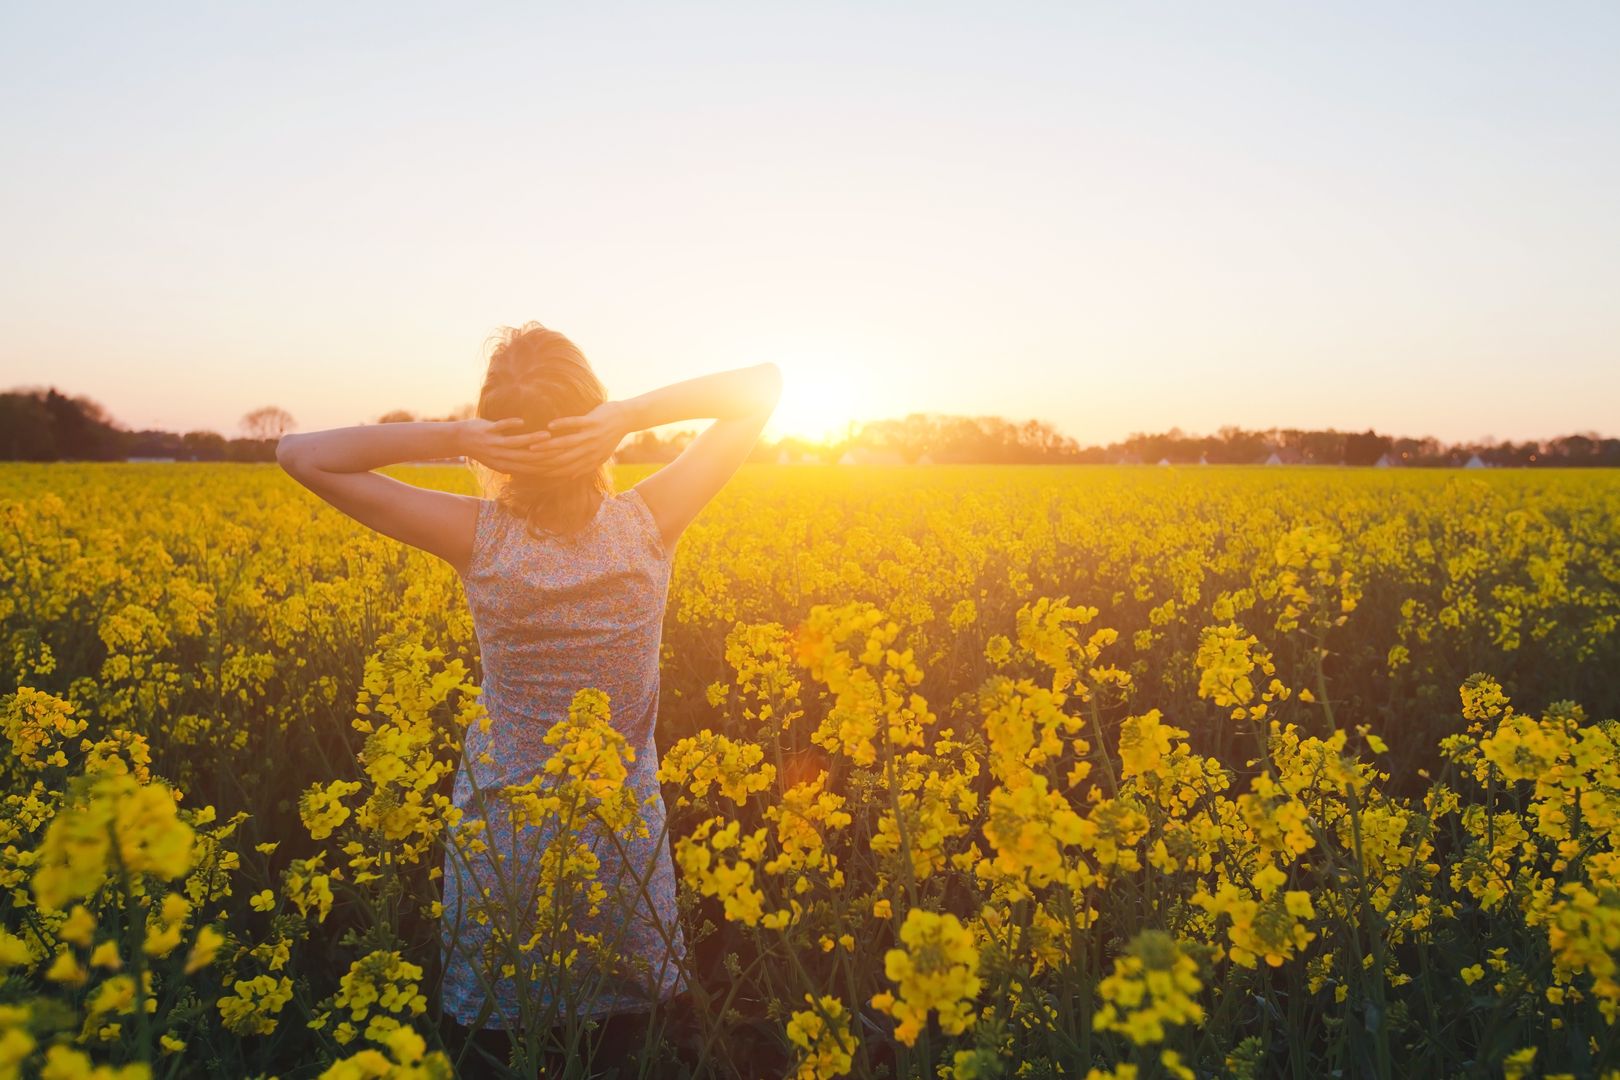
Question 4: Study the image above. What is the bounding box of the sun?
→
[765,353,866,444]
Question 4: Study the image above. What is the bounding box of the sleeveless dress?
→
[439,486,689,1029]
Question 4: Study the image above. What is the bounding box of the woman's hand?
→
[521,401,632,478]
[457,417,553,474]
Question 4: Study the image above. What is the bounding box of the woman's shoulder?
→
[465,490,671,578]
[612,486,673,563]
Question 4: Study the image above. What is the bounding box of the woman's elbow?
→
[275,433,310,475]
[757,362,783,409]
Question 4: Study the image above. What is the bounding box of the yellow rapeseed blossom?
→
[786,994,857,1080]
[1094,931,1205,1045]
[870,908,981,1045]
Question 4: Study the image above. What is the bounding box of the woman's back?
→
[461,486,672,779]
[440,485,688,1027]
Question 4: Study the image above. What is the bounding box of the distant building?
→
[1264,451,1284,466]
[1372,453,1394,468]
[838,448,905,465]
[1464,453,1487,469]
[1157,457,1171,467]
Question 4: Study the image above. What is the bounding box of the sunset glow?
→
[2,5,1615,444]
[762,353,872,444]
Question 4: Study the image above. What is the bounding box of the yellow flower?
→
[45,949,88,987]
[1,687,88,772]
[317,1021,453,1078]
[673,817,780,927]
[0,931,34,969]
[786,994,857,1079]
[1094,931,1204,1046]
[58,906,97,948]
[143,892,192,958]
[88,940,121,970]
[981,776,1086,890]
[870,908,980,1045]
[184,925,225,974]
[218,974,294,1036]
[1502,1047,1537,1080]
[33,773,194,912]
[657,730,776,806]
[38,1043,150,1079]
[299,779,362,840]
[1118,710,1188,779]
[333,950,428,1026]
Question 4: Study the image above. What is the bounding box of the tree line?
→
[0,390,302,462]
[756,415,1620,467]
[3,387,1616,467]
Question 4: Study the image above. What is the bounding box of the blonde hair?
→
[471,322,613,538]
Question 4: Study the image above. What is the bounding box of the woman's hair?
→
[471,321,613,539]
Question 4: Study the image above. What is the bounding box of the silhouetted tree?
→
[1344,430,1391,466]
[3,386,1616,468]
[241,406,296,440]
[46,389,121,459]
[182,431,228,461]
[0,392,57,460]
[0,387,122,460]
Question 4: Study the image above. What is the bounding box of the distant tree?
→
[1344,429,1391,467]
[0,388,122,460]
[226,437,278,463]
[376,409,416,424]
[124,430,185,459]
[241,406,296,441]
[182,430,228,461]
[1391,436,1443,467]
[44,389,121,459]
[1299,430,1345,465]
[1548,433,1601,465]
[0,392,57,460]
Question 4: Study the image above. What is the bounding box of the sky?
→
[1,2,1616,446]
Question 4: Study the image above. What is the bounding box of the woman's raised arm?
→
[276,417,554,573]
[526,363,782,551]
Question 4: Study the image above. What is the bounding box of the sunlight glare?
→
[764,352,867,444]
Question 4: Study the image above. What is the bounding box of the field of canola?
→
[2,462,1620,1080]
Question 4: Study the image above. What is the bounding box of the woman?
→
[276,322,782,1074]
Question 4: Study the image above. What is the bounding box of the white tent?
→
[1372,453,1393,468]
[1157,457,1171,467]
[1264,452,1284,466]
[1464,454,1487,469]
